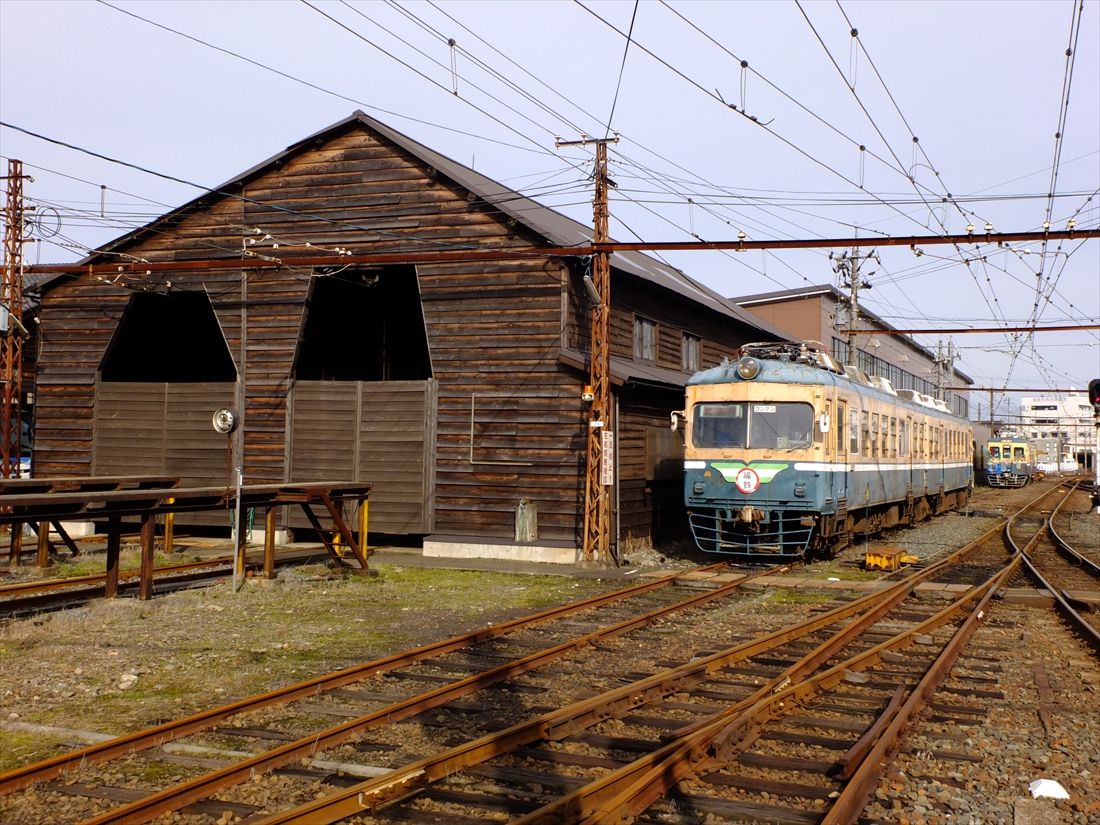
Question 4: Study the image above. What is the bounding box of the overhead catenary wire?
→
[795,0,1015,347]
[92,0,551,157]
[1027,0,1087,329]
[603,0,639,138]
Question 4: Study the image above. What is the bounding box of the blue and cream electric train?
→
[678,341,974,560]
[984,434,1032,487]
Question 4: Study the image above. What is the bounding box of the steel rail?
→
[511,485,1059,823]
[0,567,240,617]
[74,564,780,825]
[517,563,1013,825]
[820,560,1020,823]
[1048,479,1100,577]
[250,583,906,824]
[820,489,1072,821]
[0,557,238,598]
[1016,483,1100,652]
[0,562,728,795]
[251,524,1023,825]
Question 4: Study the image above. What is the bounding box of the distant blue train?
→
[677,341,974,560]
[984,434,1032,487]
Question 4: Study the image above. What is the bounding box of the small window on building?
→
[634,316,657,362]
[682,333,700,372]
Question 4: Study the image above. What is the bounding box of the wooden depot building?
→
[30,111,784,563]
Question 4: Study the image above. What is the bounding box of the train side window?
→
[822,402,832,455]
[837,401,847,455]
[851,408,861,455]
[919,423,925,458]
[870,414,879,458]
[889,418,897,459]
[899,418,909,458]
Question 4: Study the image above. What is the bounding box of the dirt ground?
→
[0,560,620,770]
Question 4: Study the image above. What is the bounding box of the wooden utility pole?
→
[557,134,618,564]
[1,159,28,479]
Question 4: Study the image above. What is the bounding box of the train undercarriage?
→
[689,485,972,560]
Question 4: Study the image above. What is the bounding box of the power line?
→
[603,0,639,138]
[93,0,546,156]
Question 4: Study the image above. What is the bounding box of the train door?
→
[835,398,849,507]
[903,416,914,507]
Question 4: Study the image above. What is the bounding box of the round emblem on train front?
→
[734,467,760,494]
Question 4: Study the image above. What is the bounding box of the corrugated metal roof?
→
[40,111,787,338]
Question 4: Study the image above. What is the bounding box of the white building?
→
[1020,394,1096,470]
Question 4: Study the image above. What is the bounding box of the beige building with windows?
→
[729,284,974,419]
[1020,394,1095,470]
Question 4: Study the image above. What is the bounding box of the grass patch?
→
[764,588,835,606]
[0,729,69,772]
[0,563,618,766]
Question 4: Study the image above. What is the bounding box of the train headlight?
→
[736,357,761,380]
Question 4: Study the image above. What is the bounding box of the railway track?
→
[0,548,333,619]
[1011,479,1100,644]
[248,510,1024,825]
[2,483,1096,823]
[0,561,771,822]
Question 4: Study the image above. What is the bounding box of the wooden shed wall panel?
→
[92,383,236,487]
[30,120,770,548]
[288,380,435,534]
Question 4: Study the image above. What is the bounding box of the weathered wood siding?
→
[617,392,688,546]
[288,380,436,534]
[32,122,587,542]
[93,382,236,486]
[33,115,774,550]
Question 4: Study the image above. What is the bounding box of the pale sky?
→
[2,0,1098,418]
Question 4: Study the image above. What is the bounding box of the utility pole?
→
[557,133,618,564]
[933,338,956,401]
[832,245,878,367]
[1,159,29,479]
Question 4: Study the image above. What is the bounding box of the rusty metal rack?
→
[0,477,371,599]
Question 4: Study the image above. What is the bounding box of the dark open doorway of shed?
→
[296,266,432,381]
[100,291,237,381]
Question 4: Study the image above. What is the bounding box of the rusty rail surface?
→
[1015,480,1100,652]
[1047,479,1100,577]
[72,564,778,825]
[0,562,733,796]
[252,555,1011,824]
[512,565,1016,825]
[255,486,1057,825]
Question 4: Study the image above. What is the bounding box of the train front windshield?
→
[692,402,814,450]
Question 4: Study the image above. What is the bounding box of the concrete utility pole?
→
[557,134,618,564]
[832,245,878,367]
[1,159,29,479]
[933,338,957,401]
